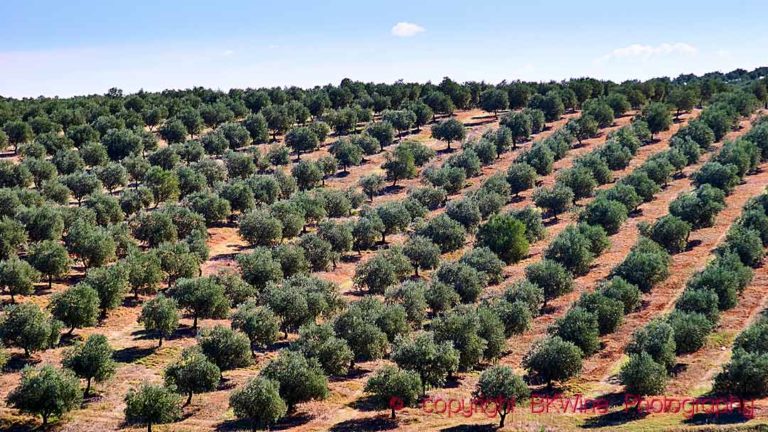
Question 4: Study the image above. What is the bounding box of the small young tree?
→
[138,294,179,347]
[229,377,287,431]
[600,277,642,314]
[164,347,221,406]
[365,365,422,419]
[475,365,530,428]
[124,382,182,432]
[6,365,82,426]
[49,283,100,335]
[62,334,116,396]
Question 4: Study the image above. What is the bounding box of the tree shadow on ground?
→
[686,239,703,250]
[440,424,497,432]
[0,418,40,432]
[348,394,381,412]
[4,353,40,372]
[113,346,155,363]
[683,411,752,426]
[329,416,398,432]
[582,408,649,428]
[382,185,405,195]
[330,366,372,383]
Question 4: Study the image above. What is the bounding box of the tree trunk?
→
[499,411,506,427]
[85,378,92,396]
[192,315,198,330]
[185,392,193,406]
[148,422,152,432]
[68,326,75,335]
[391,407,396,419]
[158,336,163,348]
[49,275,53,289]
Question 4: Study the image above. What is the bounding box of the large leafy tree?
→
[62,334,116,396]
[124,383,182,432]
[6,365,82,426]
[164,347,221,406]
[229,377,287,431]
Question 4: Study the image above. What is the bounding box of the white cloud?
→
[597,42,698,62]
[222,49,234,56]
[391,22,425,37]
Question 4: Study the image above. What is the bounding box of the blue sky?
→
[1,0,766,97]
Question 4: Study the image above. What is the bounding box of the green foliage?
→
[49,283,99,334]
[0,256,40,302]
[668,310,713,354]
[417,214,467,253]
[431,118,466,151]
[124,382,182,431]
[599,277,641,314]
[523,336,583,386]
[640,215,691,254]
[365,366,422,420]
[139,294,179,347]
[475,213,529,264]
[611,238,670,293]
[475,365,530,427]
[62,334,116,395]
[626,319,677,369]
[260,350,328,411]
[552,306,600,356]
[432,306,486,371]
[620,352,668,396]
[172,276,229,329]
[391,332,459,394]
[669,184,726,228]
[6,365,82,426]
[525,259,574,307]
[533,185,573,219]
[164,347,221,405]
[0,302,61,356]
[229,377,287,429]
[197,325,252,371]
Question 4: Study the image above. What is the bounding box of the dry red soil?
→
[4,110,768,432]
